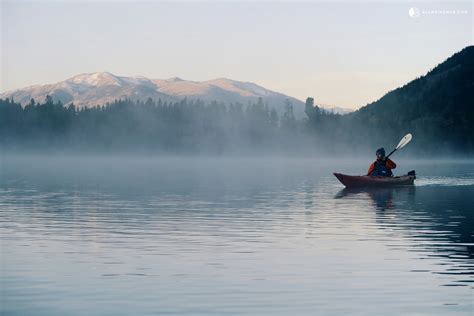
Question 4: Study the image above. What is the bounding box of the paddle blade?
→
[396,133,412,150]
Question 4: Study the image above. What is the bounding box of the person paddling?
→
[367,148,396,177]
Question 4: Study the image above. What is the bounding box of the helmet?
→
[376,147,385,156]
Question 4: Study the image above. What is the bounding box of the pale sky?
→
[1,0,472,109]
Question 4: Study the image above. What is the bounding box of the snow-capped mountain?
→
[1,72,346,118]
[2,72,174,109]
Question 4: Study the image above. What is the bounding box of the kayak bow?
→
[333,172,415,188]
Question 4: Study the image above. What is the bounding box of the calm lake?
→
[1,157,473,315]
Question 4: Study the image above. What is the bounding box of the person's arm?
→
[367,162,375,176]
[386,158,396,169]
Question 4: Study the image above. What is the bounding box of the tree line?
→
[1,53,472,158]
[0,96,317,154]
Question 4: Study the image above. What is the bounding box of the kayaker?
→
[367,147,396,177]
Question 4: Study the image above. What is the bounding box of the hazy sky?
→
[1,0,472,108]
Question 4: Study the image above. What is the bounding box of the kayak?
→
[334,173,415,187]
[333,172,415,188]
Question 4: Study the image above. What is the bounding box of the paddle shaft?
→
[385,148,397,159]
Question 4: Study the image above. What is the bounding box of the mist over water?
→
[1,156,473,315]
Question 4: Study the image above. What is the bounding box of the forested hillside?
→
[305,46,474,155]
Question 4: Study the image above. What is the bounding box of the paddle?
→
[385,133,412,159]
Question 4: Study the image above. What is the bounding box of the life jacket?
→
[371,160,393,177]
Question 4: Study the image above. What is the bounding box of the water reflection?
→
[335,185,474,286]
[335,186,403,211]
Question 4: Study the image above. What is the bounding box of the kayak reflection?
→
[335,186,415,211]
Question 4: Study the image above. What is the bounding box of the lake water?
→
[1,157,473,315]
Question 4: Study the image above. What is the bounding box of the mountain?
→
[318,103,353,114]
[305,46,474,154]
[1,72,308,118]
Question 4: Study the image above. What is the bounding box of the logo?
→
[408,7,421,18]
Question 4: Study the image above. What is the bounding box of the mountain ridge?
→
[2,72,333,117]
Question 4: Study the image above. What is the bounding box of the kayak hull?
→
[333,172,415,188]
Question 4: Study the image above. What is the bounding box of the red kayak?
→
[333,172,415,188]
